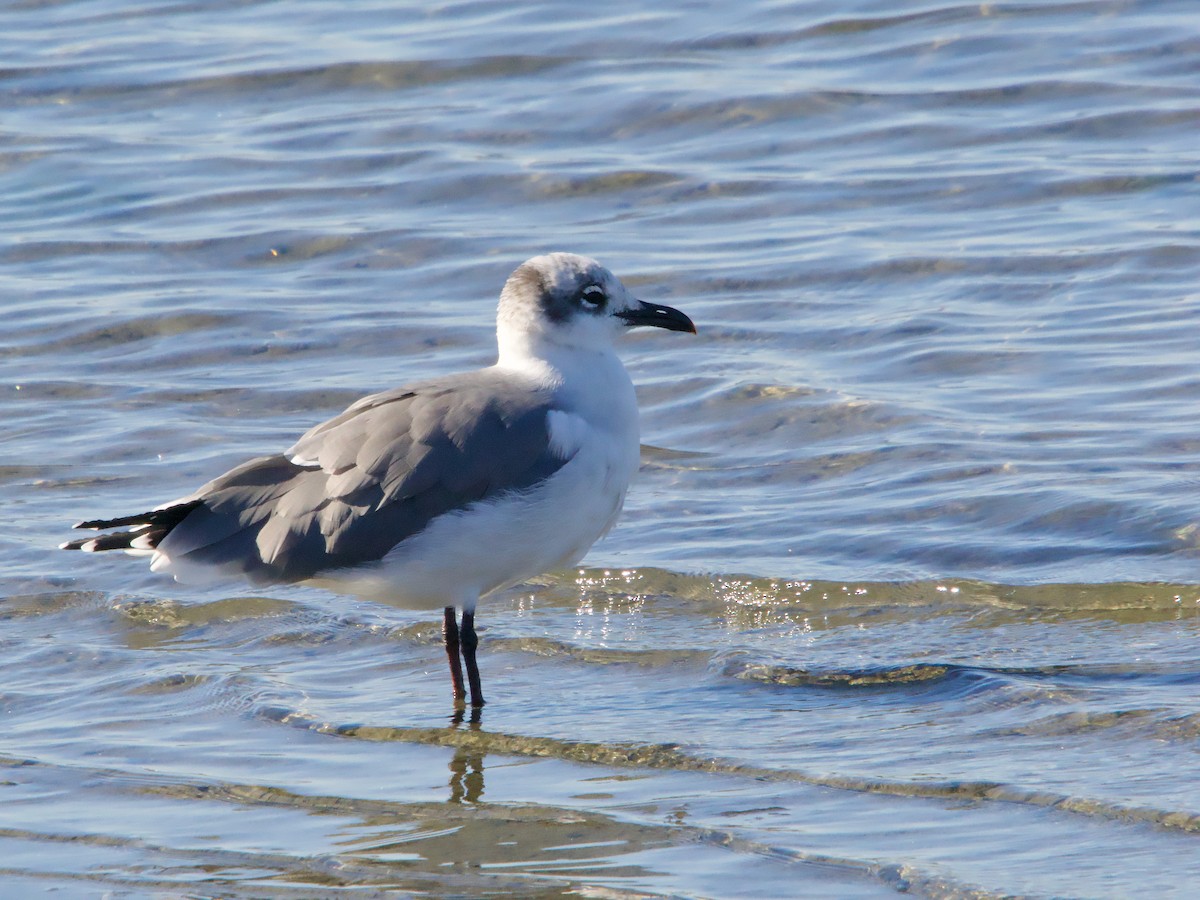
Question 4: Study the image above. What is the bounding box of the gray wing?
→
[157,370,571,584]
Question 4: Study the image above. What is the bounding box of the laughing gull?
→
[62,252,695,707]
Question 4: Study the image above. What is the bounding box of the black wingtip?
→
[75,513,149,530]
[64,500,204,553]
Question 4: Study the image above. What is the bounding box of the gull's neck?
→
[496,329,564,386]
[495,330,638,430]
[495,330,618,385]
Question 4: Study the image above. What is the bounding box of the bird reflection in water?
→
[448,744,485,804]
[447,704,484,802]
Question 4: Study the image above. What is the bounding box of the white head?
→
[496,253,694,365]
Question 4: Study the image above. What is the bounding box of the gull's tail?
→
[60,501,202,553]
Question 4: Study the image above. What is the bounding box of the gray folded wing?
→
[158,370,570,584]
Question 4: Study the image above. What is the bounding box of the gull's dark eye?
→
[579,284,606,310]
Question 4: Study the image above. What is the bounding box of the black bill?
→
[616,300,697,334]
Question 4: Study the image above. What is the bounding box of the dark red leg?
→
[443,606,466,702]
[461,610,485,708]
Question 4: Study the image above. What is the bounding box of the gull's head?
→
[497,253,695,361]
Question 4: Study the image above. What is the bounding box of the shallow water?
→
[4,0,1200,897]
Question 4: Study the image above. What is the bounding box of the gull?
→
[61,253,695,708]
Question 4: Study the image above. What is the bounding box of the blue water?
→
[4,1,1200,897]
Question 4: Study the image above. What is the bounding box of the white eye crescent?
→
[580,284,606,309]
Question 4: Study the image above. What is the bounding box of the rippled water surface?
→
[4,1,1200,897]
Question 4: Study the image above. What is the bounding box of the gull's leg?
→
[443,606,466,702]
[461,610,485,708]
